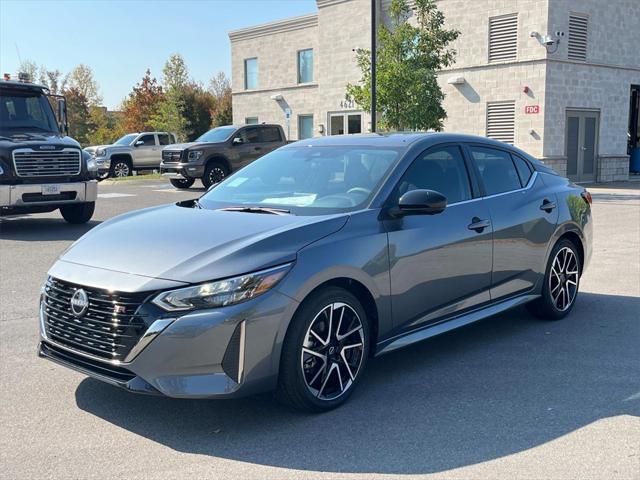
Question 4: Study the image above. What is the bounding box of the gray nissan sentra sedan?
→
[38,133,593,412]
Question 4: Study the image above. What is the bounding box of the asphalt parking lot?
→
[1,179,639,480]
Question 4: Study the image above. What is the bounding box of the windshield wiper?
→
[218,206,292,215]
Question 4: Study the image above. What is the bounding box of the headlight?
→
[96,148,107,157]
[152,263,292,311]
[187,150,203,161]
[84,151,98,172]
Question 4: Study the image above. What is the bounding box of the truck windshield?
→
[196,126,236,143]
[199,146,402,215]
[0,90,59,134]
[114,134,138,145]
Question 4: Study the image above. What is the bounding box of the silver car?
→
[85,132,178,178]
[38,133,593,412]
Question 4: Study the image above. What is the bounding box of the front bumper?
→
[38,273,298,399]
[95,157,111,176]
[0,180,98,208]
[160,161,205,179]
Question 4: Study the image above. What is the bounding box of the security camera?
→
[555,31,565,37]
[542,35,556,46]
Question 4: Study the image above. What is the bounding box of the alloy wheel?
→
[113,162,130,177]
[301,302,365,401]
[208,166,226,185]
[549,246,579,311]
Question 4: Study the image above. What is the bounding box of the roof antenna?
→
[15,43,23,65]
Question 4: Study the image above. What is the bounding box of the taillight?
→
[581,191,592,205]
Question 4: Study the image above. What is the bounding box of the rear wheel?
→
[170,178,195,189]
[60,202,95,224]
[202,161,228,189]
[111,158,132,178]
[277,287,370,412]
[528,239,581,320]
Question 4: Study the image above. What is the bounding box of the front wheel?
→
[277,287,370,412]
[528,239,581,320]
[202,162,228,189]
[60,202,95,224]
[111,159,132,178]
[170,178,195,189]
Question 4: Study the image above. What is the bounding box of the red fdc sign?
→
[525,105,540,114]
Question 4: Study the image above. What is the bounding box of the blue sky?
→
[0,0,317,109]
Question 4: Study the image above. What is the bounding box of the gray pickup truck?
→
[160,124,286,189]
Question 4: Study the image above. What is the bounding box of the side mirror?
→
[396,189,447,216]
[57,98,68,136]
[134,140,145,147]
[232,137,243,145]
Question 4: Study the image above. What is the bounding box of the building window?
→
[244,58,258,89]
[297,49,313,84]
[298,114,314,139]
[488,13,518,62]
[568,14,588,61]
[245,117,258,125]
[486,101,516,144]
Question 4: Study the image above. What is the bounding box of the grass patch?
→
[103,172,164,184]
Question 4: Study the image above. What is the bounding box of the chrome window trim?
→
[12,147,82,177]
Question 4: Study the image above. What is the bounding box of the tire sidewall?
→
[281,287,370,411]
[111,159,132,177]
[203,161,227,188]
[540,239,581,319]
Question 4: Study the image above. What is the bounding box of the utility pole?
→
[371,0,377,132]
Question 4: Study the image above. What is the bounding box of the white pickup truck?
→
[85,131,178,178]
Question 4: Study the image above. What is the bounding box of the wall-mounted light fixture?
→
[270,94,284,101]
[447,75,466,85]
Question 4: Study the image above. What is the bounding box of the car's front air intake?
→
[12,148,82,177]
[42,277,150,362]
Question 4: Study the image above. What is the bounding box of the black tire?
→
[277,287,370,413]
[60,202,95,224]
[110,158,132,178]
[97,171,110,181]
[202,161,228,189]
[170,178,195,189]
[528,239,581,320]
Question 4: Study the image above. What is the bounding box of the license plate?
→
[41,184,61,195]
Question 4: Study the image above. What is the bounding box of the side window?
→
[469,146,521,195]
[138,134,156,146]
[236,127,259,144]
[157,133,170,146]
[259,126,281,142]
[397,145,472,204]
[511,154,533,186]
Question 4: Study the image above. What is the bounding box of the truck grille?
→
[162,150,182,163]
[42,277,150,362]
[13,148,82,177]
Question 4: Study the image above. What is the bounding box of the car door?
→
[156,133,171,167]
[465,144,559,300]
[258,126,284,154]
[231,127,262,168]
[132,133,158,168]
[384,144,493,333]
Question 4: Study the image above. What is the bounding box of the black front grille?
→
[22,192,77,203]
[162,150,182,163]
[42,277,150,361]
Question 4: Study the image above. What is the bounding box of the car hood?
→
[59,203,349,284]
[163,141,222,151]
[0,131,80,150]
[84,145,110,153]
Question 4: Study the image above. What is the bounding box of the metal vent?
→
[13,148,82,177]
[486,101,516,144]
[568,14,588,61]
[489,13,518,62]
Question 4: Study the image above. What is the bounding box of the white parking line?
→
[152,189,183,193]
[98,193,136,198]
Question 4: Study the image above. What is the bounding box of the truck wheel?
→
[202,162,228,189]
[60,202,95,224]
[111,159,132,178]
[170,178,195,189]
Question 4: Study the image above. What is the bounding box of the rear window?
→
[511,154,533,186]
[260,126,282,142]
[469,146,522,195]
[158,133,170,145]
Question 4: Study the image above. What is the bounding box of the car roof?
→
[0,79,48,92]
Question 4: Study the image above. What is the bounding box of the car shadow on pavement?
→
[0,217,100,241]
[74,292,640,475]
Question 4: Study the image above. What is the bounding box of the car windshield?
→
[0,90,59,134]
[196,126,236,143]
[114,134,138,146]
[199,145,402,215]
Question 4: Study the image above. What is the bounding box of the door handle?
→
[540,199,557,212]
[468,217,490,233]
[254,147,262,151]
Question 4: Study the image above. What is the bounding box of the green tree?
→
[64,64,102,106]
[87,107,125,146]
[209,71,232,127]
[64,87,91,145]
[346,0,459,131]
[162,53,189,91]
[181,82,216,141]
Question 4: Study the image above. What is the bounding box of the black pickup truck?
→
[160,124,287,189]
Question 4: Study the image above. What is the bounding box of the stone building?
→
[229,0,640,182]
